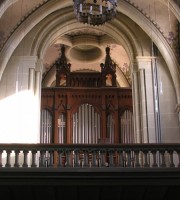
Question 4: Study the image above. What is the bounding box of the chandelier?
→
[73,0,117,26]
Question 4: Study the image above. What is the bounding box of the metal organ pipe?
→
[40,109,52,144]
[58,113,66,144]
[85,104,88,144]
[121,110,134,144]
[73,104,100,144]
[92,107,95,144]
[88,106,92,144]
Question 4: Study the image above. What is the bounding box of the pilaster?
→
[136,56,156,143]
[132,69,141,143]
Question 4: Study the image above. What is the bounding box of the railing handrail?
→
[0,143,180,150]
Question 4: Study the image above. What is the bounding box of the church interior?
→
[0,0,180,199]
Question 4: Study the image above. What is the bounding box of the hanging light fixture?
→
[73,0,117,26]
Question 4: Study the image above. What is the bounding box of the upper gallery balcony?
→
[1,143,180,200]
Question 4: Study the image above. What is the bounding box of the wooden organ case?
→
[41,45,133,145]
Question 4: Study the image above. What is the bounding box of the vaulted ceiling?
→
[0,0,179,88]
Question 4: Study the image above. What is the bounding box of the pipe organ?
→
[41,45,133,145]
[72,103,101,144]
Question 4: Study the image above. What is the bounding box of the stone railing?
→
[0,143,180,169]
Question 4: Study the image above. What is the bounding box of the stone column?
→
[176,104,180,135]
[35,70,41,142]
[35,58,43,142]
[136,56,156,143]
[28,68,35,92]
[132,70,142,143]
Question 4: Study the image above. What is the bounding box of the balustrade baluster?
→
[0,150,3,167]
[98,150,104,167]
[160,150,166,168]
[88,152,92,168]
[65,150,72,167]
[79,152,84,167]
[39,150,46,167]
[48,150,54,167]
[57,150,64,167]
[134,150,140,167]
[151,150,158,167]
[169,150,175,168]
[83,151,88,167]
[74,150,80,167]
[40,150,48,167]
[177,150,180,168]
[117,150,124,167]
[22,150,29,168]
[5,150,11,167]
[14,150,20,167]
[143,150,150,167]
[126,150,131,167]
[92,151,98,167]
[100,150,105,167]
[31,150,37,168]
[109,150,114,167]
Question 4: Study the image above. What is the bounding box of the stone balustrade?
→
[0,143,180,169]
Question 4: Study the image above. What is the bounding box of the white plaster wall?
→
[0,55,40,143]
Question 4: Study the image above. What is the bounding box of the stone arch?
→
[0,0,179,88]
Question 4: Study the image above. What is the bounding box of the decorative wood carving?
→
[55,45,117,88]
